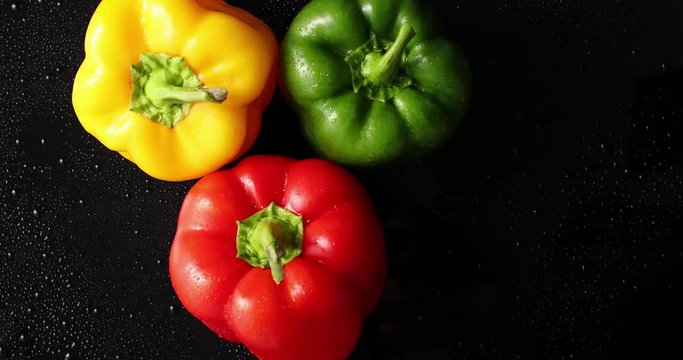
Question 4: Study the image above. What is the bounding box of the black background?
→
[2,0,683,359]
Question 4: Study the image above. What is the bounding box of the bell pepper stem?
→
[364,22,416,85]
[154,86,227,104]
[249,220,286,284]
[145,69,227,107]
[130,53,229,128]
[236,203,304,285]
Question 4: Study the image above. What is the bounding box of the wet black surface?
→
[2,0,683,359]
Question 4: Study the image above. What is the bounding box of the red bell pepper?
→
[169,155,386,360]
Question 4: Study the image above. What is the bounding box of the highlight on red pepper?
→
[169,155,387,360]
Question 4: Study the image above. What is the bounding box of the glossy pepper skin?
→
[280,0,471,166]
[169,155,386,360]
[72,0,278,181]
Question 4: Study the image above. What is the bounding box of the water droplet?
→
[40,139,45,145]
[169,305,174,314]
[18,335,26,343]
[65,353,70,360]
[10,4,17,11]
[58,159,64,165]
[11,190,16,196]
[32,210,38,216]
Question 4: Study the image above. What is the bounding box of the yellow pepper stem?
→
[129,53,228,128]
[145,69,227,107]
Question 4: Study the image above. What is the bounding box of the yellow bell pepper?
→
[72,0,278,181]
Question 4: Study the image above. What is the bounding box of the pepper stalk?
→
[236,203,304,284]
[130,53,228,129]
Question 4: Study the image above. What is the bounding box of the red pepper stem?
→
[258,223,285,284]
[236,202,304,285]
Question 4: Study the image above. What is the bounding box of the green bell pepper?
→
[280,0,471,166]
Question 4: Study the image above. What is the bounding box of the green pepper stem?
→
[145,69,227,108]
[364,22,416,86]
